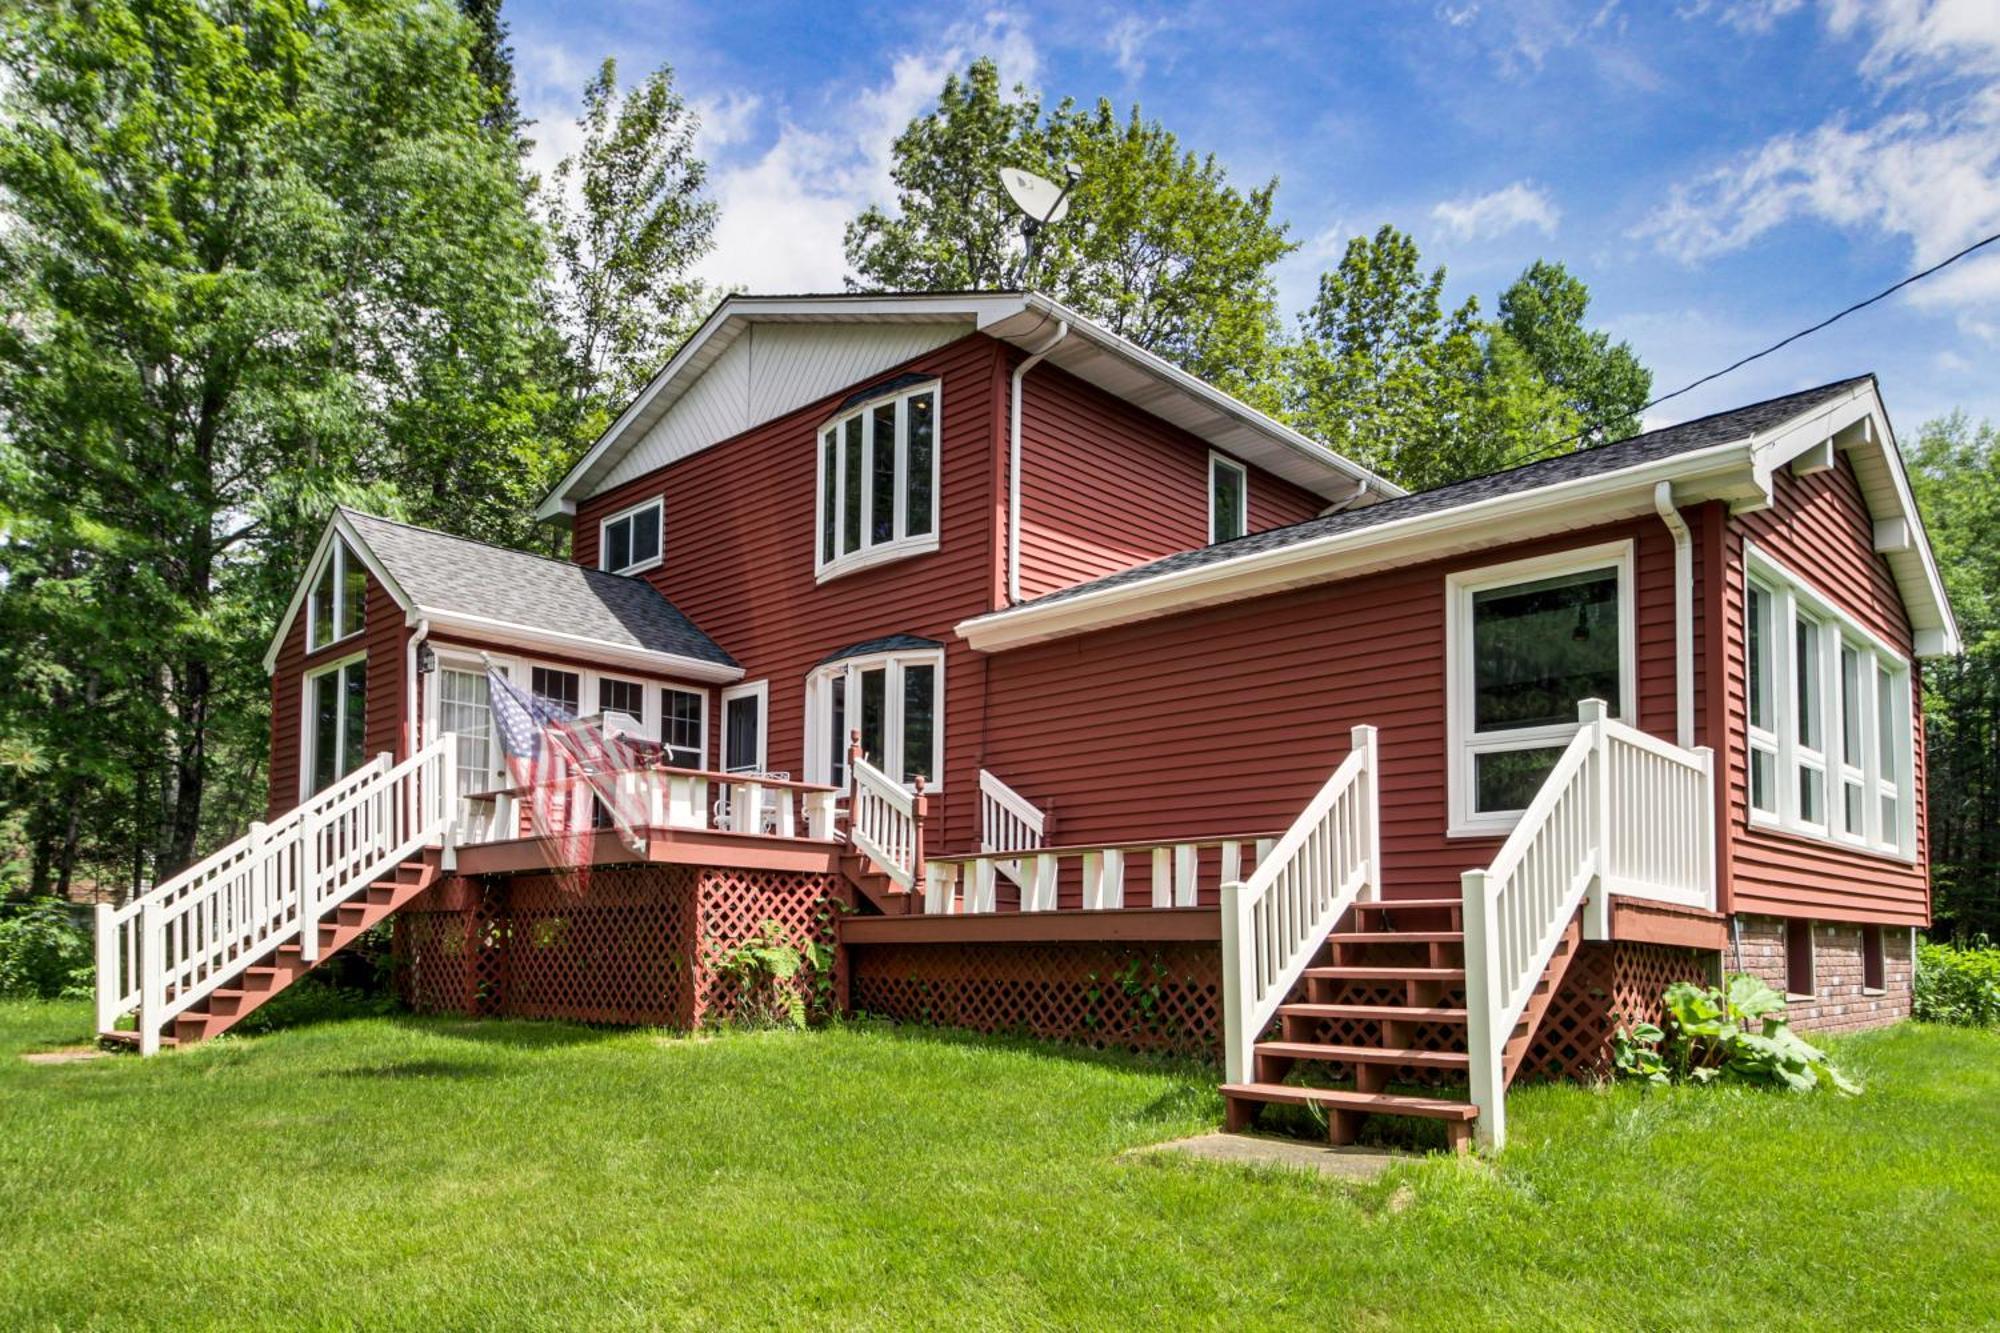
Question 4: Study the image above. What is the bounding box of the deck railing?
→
[849,756,926,890]
[460,767,840,845]
[97,735,457,1053]
[923,832,1277,914]
[978,769,1048,888]
[1461,700,1713,1147]
[1217,725,1381,1085]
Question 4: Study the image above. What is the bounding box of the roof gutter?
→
[1008,319,1069,605]
[419,607,744,684]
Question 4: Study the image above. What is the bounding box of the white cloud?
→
[1106,16,1170,81]
[1677,0,1805,34]
[696,9,1040,294]
[1643,1,2000,313]
[1430,181,1562,240]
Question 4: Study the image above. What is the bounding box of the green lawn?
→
[4,1001,1996,1330]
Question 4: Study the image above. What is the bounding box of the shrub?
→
[0,898,94,1000]
[1614,973,1858,1094]
[1914,939,2000,1027]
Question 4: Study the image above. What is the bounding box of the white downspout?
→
[1654,481,1694,748]
[1008,320,1070,606]
[406,617,430,756]
[1318,477,1372,517]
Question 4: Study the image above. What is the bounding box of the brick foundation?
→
[1732,914,1913,1034]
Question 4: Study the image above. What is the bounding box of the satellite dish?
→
[1001,168,1072,226]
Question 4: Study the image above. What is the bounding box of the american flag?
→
[488,666,647,887]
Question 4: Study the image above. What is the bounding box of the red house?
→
[95,292,1958,1150]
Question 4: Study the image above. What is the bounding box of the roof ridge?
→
[336,506,657,587]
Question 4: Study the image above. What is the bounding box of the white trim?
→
[1741,541,1916,862]
[814,378,942,584]
[802,646,945,790]
[598,495,664,575]
[1445,541,1636,837]
[1209,451,1248,545]
[416,607,740,683]
[298,650,369,803]
[720,679,770,774]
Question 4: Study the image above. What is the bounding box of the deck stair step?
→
[1255,1041,1470,1070]
[1354,898,1461,913]
[1301,965,1466,983]
[1221,1082,1477,1122]
[1275,1002,1469,1024]
[1328,930,1463,944]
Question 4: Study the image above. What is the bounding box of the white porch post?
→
[1460,867,1504,1148]
[1579,699,1612,942]
[93,903,116,1036]
[1219,876,1251,1085]
[138,898,164,1057]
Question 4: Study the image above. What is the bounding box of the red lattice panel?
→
[692,869,842,1026]
[501,865,700,1026]
[1519,941,1713,1080]
[849,941,1223,1057]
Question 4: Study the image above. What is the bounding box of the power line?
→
[1516,227,2000,467]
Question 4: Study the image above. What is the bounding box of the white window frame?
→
[306,538,366,652]
[803,648,945,791]
[813,379,942,583]
[660,685,708,769]
[1445,541,1636,838]
[1743,542,1916,861]
[598,496,664,576]
[428,654,509,799]
[1746,579,1780,818]
[424,647,711,770]
[1209,451,1248,545]
[720,679,770,774]
[299,650,369,801]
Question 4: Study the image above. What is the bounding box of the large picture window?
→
[304,655,368,796]
[307,537,367,651]
[805,649,942,791]
[1446,543,1633,834]
[815,381,938,580]
[1744,546,1914,856]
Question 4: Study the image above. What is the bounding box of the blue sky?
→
[503,0,2000,434]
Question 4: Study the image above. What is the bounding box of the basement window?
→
[1862,925,1886,993]
[1786,919,1815,999]
[816,381,939,581]
[1744,545,1914,858]
[1446,542,1634,836]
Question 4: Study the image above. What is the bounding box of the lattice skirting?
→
[392,866,842,1028]
[1517,941,1714,1081]
[847,941,1223,1058]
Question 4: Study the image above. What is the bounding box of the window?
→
[661,687,706,769]
[531,667,580,717]
[304,656,368,796]
[805,648,943,790]
[721,681,768,774]
[1862,926,1886,993]
[815,381,939,579]
[307,538,367,651]
[599,497,663,575]
[1785,919,1815,999]
[1446,543,1632,834]
[1209,453,1247,544]
[1744,545,1915,857]
[597,677,646,730]
[437,665,501,799]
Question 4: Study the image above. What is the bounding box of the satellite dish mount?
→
[1001,162,1082,286]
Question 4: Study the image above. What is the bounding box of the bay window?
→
[816,380,938,580]
[1744,546,1914,856]
[1447,543,1633,835]
[805,648,942,790]
[304,655,368,796]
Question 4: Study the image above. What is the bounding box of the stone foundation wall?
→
[1732,914,1913,1035]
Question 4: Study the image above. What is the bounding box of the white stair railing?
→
[1218,725,1381,1085]
[849,755,925,891]
[978,769,1047,889]
[925,832,1276,915]
[96,735,457,1054]
[1461,700,1713,1148]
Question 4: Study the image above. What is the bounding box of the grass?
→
[3,1001,1997,1330]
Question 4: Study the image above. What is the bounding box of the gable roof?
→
[262,510,740,681]
[535,291,1404,522]
[959,376,1961,658]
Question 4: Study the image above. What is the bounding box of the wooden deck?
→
[450,826,843,877]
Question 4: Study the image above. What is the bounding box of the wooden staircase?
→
[1220,895,1583,1153]
[102,851,444,1051]
[837,846,918,915]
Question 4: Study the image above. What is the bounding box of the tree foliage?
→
[845,57,1292,395]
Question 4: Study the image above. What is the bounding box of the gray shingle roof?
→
[340,510,735,667]
[1016,377,1874,611]
[817,633,942,666]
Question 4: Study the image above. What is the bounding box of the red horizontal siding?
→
[1719,454,1930,927]
[1015,361,1324,600]
[978,518,1682,901]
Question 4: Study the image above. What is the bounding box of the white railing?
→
[849,756,926,891]
[1217,725,1381,1085]
[978,769,1048,888]
[923,831,1276,915]
[464,768,841,845]
[96,735,458,1054]
[1461,700,1713,1147]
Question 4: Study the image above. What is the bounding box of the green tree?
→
[1497,260,1650,443]
[541,57,717,447]
[0,0,559,888]
[1907,413,2000,938]
[458,0,524,146]
[845,57,1293,394]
